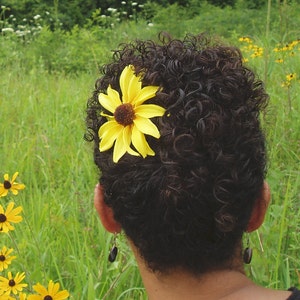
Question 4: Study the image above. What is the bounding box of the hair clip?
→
[98,65,165,163]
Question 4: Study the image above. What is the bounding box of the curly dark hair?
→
[85,32,268,275]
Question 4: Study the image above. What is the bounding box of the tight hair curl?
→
[85,33,268,275]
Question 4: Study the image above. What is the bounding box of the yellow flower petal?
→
[5,202,15,215]
[127,71,142,103]
[122,125,139,157]
[133,117,160,138]
[15,272,26,282]
[133,85,160,106]
[7,204,23,217]
[28,296,42,300]
[19,293,27,300]
[107,85,123,106]
[120,65,142,103]
[33,282,48,295]
[11,183,25,195]
[132,126,155,157]
[12,183,25,189]
[112,127,139,162]
[55,290,70,299]
[99,121,123,152]
[113,131,127,163]
[119,65,132,102]
[0,188,8,197]
[99,86,121,113]
[11,172,19,183]
[49,280,59,295]
[99,120,119,138]
[135,104,165,118]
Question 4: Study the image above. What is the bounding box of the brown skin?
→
[94,183,292,300]
[94,184,122,234]
[246,182,271,232]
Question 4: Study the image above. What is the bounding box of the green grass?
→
[0,69,144,298]
[0,3,299,299]
[242,41,300,289]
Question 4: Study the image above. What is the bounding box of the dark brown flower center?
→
[0,214,7,222]
[3,180,11,189]
[0,255,5,261]
[9,279,16,287]
[44,296,53,300]
[114,103,135,126]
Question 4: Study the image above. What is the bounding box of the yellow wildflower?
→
[0,172,25,197]
[275,58,284,63]
[0,272,27,295]
[0,246,16,271]
[28,280,69,300]
[286,73,297,81]
[98,65,165,163]
[239,37,252,44]
[0,202,23,233]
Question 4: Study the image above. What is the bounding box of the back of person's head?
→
[86,32,269,275]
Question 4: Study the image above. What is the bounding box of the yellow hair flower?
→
[0,172,25,197]
[0,271,27,295]
[28,280,69,300]
[0,202,23,233]
[98,65,165,163]
[0,246,16,271]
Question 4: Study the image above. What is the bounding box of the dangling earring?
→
[108,233,118,263]
[243,234,253,264]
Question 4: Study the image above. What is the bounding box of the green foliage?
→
[27,26,106,74]
[208,0,235,8]
[1,1,300,75]
[0,0,272,31]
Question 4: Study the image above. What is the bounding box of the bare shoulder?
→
[223,284,293,300]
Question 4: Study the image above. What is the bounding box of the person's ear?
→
[94,184,121,233]
[246,181,271,232]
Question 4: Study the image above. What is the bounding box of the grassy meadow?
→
[0,2,299,299]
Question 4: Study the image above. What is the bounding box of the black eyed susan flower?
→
[0,172,25,197]
[286,73,297,81]
[0,246,16,271]
[239,36,253,44]
[28,280,70,300]
[275,58,284,63]
[98,65,166,163]
[282,73,297,88]
[0,202,23,233]
[0,271,27,295]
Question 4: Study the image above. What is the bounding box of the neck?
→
[128,241,292,300]
[130,240,249,300]
[138,261,254,300]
